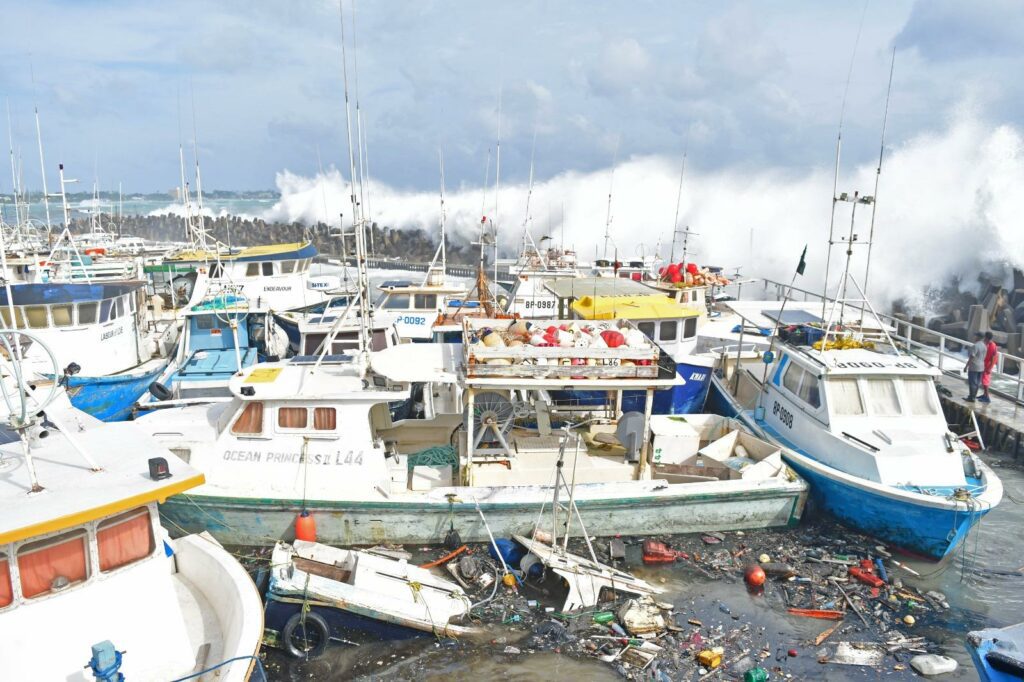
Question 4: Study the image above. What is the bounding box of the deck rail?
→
[737,277,1024,405]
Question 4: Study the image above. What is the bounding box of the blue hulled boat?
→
[968,623,1024,681]
[707,302,1002,560]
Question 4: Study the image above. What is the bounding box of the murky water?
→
[256,455,1022,681]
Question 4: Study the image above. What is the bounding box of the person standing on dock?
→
[981,331,998,403]
[964,332,986,402]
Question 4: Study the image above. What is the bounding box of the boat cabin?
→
[0,282,151,377]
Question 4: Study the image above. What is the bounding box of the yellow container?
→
[697,650,722,669]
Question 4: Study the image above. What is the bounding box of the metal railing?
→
[736,277,1024,405]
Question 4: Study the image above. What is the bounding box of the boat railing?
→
[745,277,1024,405]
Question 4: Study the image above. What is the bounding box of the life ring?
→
[148,381,173,402]
[283,611,330,659]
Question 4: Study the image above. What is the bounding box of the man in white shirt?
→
[963,332,986,402]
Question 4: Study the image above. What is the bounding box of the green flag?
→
[796,245,807,276]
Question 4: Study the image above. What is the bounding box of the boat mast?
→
[439,150,447,276]
[6,100,23,228]
[668,142,687,263]
[493,88,502,285]
[351,0,373,257]
[190,85,206,247]
[32,104,52,234]
[339,0,371,356]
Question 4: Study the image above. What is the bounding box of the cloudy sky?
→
[2,1,1021,194]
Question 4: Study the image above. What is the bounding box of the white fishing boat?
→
[264,539,477,656]
[706,298,1002,559]
[0,335,264,681]
[137,315,807,547]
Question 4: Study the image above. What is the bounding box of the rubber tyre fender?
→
[283,611,330,659]
[148,381,173,402]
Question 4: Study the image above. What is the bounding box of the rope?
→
[407,445,458,469]
[170,655,266,682]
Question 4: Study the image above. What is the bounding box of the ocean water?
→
[260,451,1022,681]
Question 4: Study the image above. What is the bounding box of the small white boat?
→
[514,535,662,611]
[0,378,264,680]
[266,539,477,655]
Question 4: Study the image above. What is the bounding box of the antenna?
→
[6,100,22,226]
[350,0,373,256]
[602,140,620,260]
[520,123,539,258]
[821,0,868,318]
[861,47,896,308]
[493,87,503,283]
[190,82,206,237]
[439,150,447,275]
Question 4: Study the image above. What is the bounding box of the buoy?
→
[903,615,916,626]
[502,573,517,588]
[758,553,771,564]
[295,510,317,542]
[744,564,766,587]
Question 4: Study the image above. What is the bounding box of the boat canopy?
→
[369,343,460,384]
[0,423,204,544]
[572,294,702,321]
[0,281,145,306]
[545,277,653,300]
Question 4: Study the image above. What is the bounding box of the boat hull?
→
[264,596,431,646]
[709,376,994,560]
[62,360,169,421]
[968,623,1024,682]
[160,481,806,547]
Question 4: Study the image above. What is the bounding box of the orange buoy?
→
[295,510,316,542]
[744,564,766,587]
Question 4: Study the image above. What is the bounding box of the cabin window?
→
[798,375,821,408]
[381,294,410,310]
[24,305,48,329]
[637,322,655,339]
[262,262,274,276]
[278,407,308,429]
[231,401,265,435]
[829,378,865,415]
[280,260,296,274]
[690,290,699,303]
[371,329,389,351]
[314,407,337,430]
[683,317,697,338]
[195,316,217,330]
[783,365,820,408]
[865,379,901,416]
[97,507,155,572]
[77,302,98,325]
[100,299,113,323]
[0,553,12,608]
[114,297,125,319]
[18,530,89,599]
[51,304,73,328]
[783,364,803,395]
[659,321,678,342]
[903,379,939,416]
[413,294,437,310]
[209,263,224,279]
[0,306,25,328]
[246,263,260,277]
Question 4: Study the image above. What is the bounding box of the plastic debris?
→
[909,654,959,675]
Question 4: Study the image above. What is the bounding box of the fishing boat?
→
[160,240,342,312]
[138,316,806,547]
[134,279,288,411]
[542,277,714,414]
[0,333,264,681]
[264,539,477,656]
[967,622,1024,681]
[706,299,1002,559]
[0,281,175,420]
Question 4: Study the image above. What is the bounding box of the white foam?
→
[259,114,1024,309]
